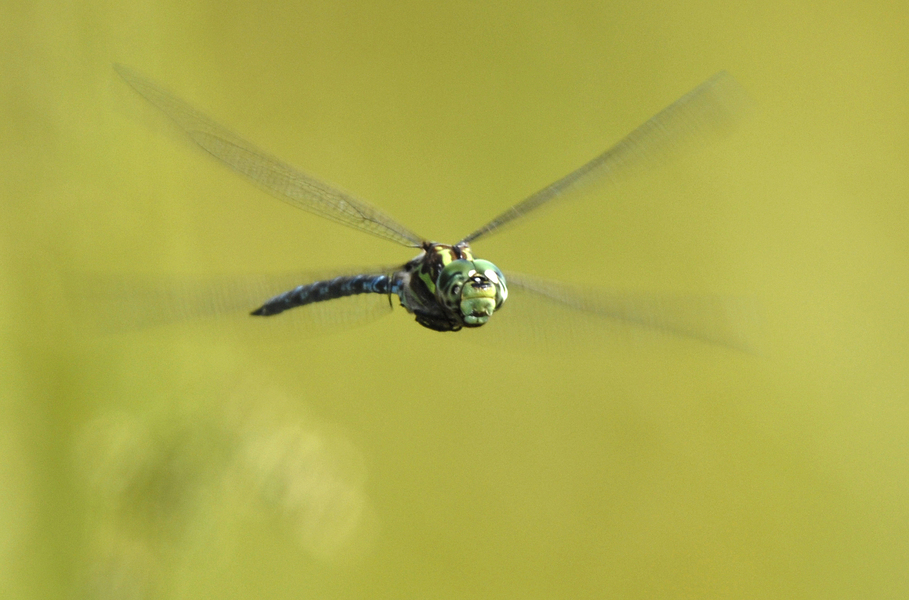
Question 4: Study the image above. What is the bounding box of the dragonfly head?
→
[436,259,508,327]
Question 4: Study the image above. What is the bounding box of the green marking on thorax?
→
[416,244,475,295]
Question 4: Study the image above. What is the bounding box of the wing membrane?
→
[461,72,750,244]
[499,272,760,352]
[115,65,424,247]
[69,266,403,335]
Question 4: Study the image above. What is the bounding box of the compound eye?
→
[471,259,508,307]
[436,259,474,306]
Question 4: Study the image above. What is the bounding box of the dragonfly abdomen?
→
[251,274,397,316]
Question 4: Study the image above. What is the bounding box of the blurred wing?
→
[114,65,424,247]
[461,72,751,244]
[68,267,403,338]
[483,272,760,352]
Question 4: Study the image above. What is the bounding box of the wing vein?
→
[115,65,424,247]
[461,72,751,243]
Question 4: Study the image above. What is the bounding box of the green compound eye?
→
[436,259,508,327]
[471,260,507,304]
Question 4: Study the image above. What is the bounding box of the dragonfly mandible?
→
[114,65,750,344]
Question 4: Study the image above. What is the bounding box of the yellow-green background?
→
[3,1,908,598]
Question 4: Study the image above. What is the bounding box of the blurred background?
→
[3,1,908,598]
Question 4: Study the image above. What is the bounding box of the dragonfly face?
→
[436,258,508,328]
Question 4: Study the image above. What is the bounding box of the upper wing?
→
[460,72,750,244]
[115,65,424,247]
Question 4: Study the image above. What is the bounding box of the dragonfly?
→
[114,65,752,347]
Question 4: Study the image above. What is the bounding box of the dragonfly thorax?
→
[401,242,508,331]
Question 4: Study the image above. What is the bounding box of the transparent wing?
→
[475,272,760,353]
[67,267,404,338]
[115,65,424,247]
[461,72,751,244]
